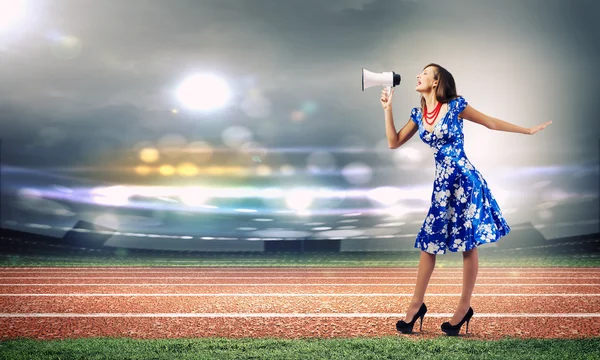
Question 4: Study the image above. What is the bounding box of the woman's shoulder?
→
[448,95,467,110]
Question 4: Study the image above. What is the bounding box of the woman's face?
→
[416,66,438,92]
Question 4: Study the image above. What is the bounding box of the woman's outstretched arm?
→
[460,105,552,135]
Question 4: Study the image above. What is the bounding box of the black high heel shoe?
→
[441,306,474,336]
[396,303,427,334]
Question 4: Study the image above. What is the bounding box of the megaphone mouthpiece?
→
[392,73,401,86]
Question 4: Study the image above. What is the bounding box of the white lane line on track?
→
[1,313,600,318]
[1,283,599,286]
[2,276,599,280]
[1,293,599,297]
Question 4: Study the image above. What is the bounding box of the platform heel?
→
[396,303,427,334]
[441,306,474,336]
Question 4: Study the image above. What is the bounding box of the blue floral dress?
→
[410,96,510,254]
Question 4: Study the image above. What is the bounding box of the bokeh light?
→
[159,164,176,176]
[300,101,318,114]
[290,111,305,122]
[255,165,272,176]
[285,189,314,210]
[134,165,152,175]
[240,141,268,163]
[306,150,336,175]
[177,162,199,176]
[186,141,214,163]
[176,73,230,110]
[222,126,252,148]
[50,35,83,60]
[367,187,403,206]
[393,146,424,166]
[341,162,373,185]
[0,0,27,32]
[139,147,160,163]
[241,89,272,118]
[280,164,295,176]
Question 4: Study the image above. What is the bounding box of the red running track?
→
[0,267,599,340]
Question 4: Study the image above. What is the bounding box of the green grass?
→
[1,336,599,359]
[1,252,599,267]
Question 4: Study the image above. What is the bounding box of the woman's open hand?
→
[528,120,552,135]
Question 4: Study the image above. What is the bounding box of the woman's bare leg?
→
[404,250,436,321]
[450,247,478,325]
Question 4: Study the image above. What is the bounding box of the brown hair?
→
[419,63,459,111]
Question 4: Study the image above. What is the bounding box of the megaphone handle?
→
[385,86,392,96]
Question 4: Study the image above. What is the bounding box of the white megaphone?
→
[362,68,401,96]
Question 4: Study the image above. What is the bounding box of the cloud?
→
[0,0,598,169]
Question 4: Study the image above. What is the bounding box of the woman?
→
[381,63,551,336]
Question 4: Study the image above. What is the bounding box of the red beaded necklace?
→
[423,101,442,125]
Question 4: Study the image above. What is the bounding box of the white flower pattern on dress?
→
[409,96,511,254]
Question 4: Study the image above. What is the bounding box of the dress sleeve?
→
[410,107,420,125]
[454,96,468,114]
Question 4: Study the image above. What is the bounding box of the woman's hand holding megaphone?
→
[380,87,394,110]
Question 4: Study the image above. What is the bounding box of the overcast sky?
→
[1,0,598,244]
[1,0,599,162]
